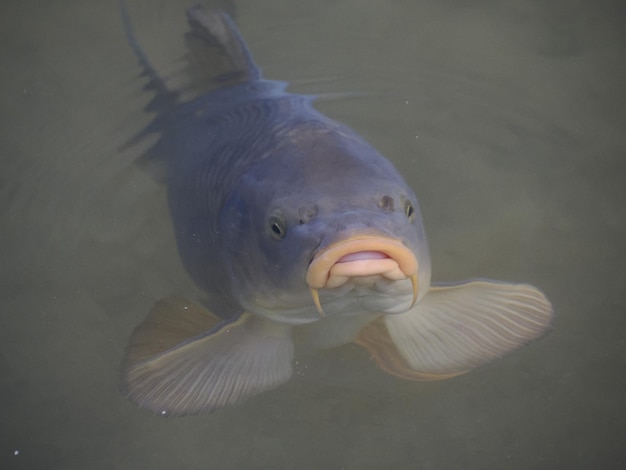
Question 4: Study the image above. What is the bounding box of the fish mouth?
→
[306,236,419,316]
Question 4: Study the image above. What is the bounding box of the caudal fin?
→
[119,3,263,175]
[184,6,261,86]
[120,1,260,106]
[160,5,262,102]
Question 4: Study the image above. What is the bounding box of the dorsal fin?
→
[119,0,177,113]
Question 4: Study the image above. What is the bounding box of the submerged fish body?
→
[163,81,429,323]
[121,6,553,415]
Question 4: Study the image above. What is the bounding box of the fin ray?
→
[356,281,553,379]
[122,296,221,365]
[122,298,293,415]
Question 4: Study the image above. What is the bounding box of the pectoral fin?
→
[122,297,293,415]
[355,281,553,380]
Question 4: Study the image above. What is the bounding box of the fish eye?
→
[404,201,415,220]
[268,215,286,240]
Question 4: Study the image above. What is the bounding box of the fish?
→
[119,3,554,416]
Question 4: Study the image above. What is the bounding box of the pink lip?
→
[306,236,418,289]
[336,251,390,263]
[306,236,419,316]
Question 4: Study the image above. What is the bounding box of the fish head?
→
[219,124,431,324]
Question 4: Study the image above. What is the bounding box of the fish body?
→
[120,5,553,415]
[164,81,429,323]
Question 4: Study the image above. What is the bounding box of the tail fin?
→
[184,6,261,85]
[119,2,263,175]
[120,1,261,108]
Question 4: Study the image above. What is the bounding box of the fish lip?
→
[306,236,418,289]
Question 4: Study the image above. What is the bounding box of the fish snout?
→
[306,236,419,316]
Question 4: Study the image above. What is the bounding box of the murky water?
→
[1,0,624,468]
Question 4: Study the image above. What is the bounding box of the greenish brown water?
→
[1,0,624,468]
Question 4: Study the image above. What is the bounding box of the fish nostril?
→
[298,205,318,224]
[378,195,394,211]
